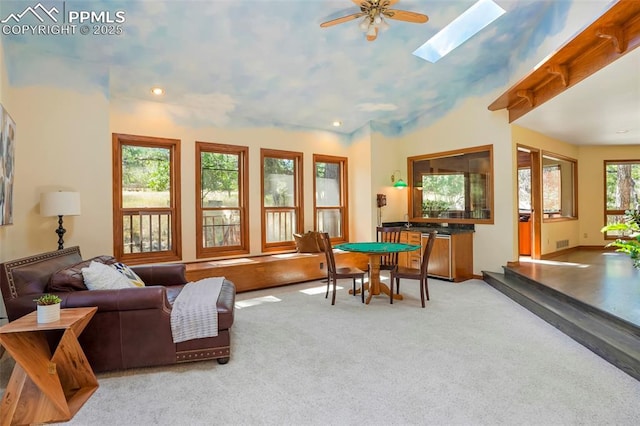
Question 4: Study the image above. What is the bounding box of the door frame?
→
[517,145,541,259]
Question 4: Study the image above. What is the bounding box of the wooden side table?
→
[0,307,98,425]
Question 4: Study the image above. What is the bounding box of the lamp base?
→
[55,215,66,250]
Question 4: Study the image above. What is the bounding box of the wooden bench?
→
[185,251,369,293]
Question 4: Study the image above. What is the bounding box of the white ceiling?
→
[515,47,640,146]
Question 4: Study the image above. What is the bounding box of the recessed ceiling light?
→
[616,129,629,134]
[151,87,164,96]
[332,121,342,127]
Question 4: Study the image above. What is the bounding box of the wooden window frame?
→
[603,159,640,239]
[112,133,182,264]
[541,151,578,223]
[260,148,303,252]
[313,154,348,243]
[408,144,494,224]
[195,142,249,258]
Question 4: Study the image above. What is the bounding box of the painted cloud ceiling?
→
[0,0,611,136]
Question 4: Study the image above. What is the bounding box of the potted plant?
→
[600,209,640,268]
[34,294,62,323]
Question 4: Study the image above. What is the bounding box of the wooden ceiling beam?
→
[488,0,640,123]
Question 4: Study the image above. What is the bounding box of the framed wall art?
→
[0,103,16,226]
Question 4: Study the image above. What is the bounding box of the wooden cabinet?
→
[428,235,452,278]
[399,231,422,269]
[400,230,474,282]
[518,220,531,255]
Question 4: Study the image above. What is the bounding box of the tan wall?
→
[371,132,407,233]
[348,125,374,242]
[511,125,581,255]
[400,97,514,275]
[109,99,354,259]
[578,145,640,247]
[0,88,358,264]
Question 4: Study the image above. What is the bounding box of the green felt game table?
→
[334,242,420,304]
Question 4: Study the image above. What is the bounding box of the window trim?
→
[195,142,250,258]
[408,144,494,224]
[541,151,578,223]
[313,154,349,243]
[112,133,182,264]
[603,159,640,239]
[260,148,303,252]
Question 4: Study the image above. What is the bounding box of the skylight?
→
[412,0,506,63]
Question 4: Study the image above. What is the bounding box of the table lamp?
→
[40,191,81,250]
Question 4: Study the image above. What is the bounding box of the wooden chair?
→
[390,230,437,307]
[319,233,368,305]
[376,226,403,273]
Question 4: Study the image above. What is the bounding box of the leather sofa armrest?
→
[131,264,187,287]
[4,295,42,321]
[63,287,171,312]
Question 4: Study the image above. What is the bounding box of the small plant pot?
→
[37,303,61,323]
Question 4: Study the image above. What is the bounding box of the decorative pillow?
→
[81,261,137,291]
[48,255,117,292]
[293,231,324,253]
[111,262,145,287]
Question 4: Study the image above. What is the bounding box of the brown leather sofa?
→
[0,246,235,373]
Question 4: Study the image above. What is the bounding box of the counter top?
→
[382,222,474,235]
[403,226,474,235]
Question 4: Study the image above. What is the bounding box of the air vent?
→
[556,239,569,249]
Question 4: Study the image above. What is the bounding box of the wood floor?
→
[510,249,640,327]
[483,248,640,381]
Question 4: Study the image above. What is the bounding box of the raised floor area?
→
[483,249,640,381]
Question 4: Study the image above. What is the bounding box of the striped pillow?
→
[111,262,146,287]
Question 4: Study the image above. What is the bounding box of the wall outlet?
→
[583,233,588,238]
[320,262,324,270]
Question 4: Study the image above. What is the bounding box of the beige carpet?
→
[2,277,640,425]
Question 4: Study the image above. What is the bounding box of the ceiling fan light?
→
[378,17,390,30]
[366,25,377,37]
[359,17,370,31]
[374,15,382,24]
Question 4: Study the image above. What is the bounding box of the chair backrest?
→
[376,226,403,267]
[420,231,438,277]
[319,232,337,275]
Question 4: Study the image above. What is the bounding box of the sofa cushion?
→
[48,255,117,292]
[293,231,324,253]
[112,262,146,287]
[81,261,138,291]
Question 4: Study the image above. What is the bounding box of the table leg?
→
[365,254,403,304]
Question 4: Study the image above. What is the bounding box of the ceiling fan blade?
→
[352,0,399,6]
[320,12,365,28]
[366,27,378,42]
[384,9,429,24]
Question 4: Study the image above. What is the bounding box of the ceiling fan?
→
[320,0,429,42]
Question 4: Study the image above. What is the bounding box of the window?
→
[604,160,640,238]
[261,149,303,251]
[542,164,561,213]
[542,153,577,220]
[196,142,249,258]
[314,154,348,241]
[518,168,532,211]
[113,134,181,263]
[408,145,493,223]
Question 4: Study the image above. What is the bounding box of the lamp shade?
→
[393,179,408,189]
[40,191,81,217]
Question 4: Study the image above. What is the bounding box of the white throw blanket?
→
[170,277,224,343]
